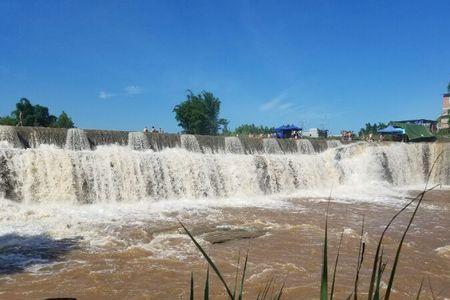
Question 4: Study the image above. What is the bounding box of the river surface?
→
[0,190,449,299]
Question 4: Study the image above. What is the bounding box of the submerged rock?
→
[201,227,266,244]
[177,224,266,244]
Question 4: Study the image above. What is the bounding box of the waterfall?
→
[180,134,201,152]
[65,128,91,151]
[128,132,150,151]
[0,126,22,148]
[263,138,283,154]
[296,139,315,154]
[1,142,446,204]
[327,140,342,149]
[225,137,244,154]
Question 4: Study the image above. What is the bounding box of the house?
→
[438,92,450,130]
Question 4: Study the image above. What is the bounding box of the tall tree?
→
[173,91,228,135]
[55,111,75,128]
[447,81,450,93]
[33,104,56,127]
[14,98,35,126]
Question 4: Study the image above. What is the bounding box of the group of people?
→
[290,130,301,139]
[341,131,354,142]
[143,126,164,134]
[245,133,275,138]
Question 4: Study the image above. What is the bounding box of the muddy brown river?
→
[0,190,449,299]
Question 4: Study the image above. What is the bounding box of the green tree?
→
[33,104,56,127]
[173,90,228,135]
[447,81,450,93]
[233,124,275,136]
[0,115,17,126]
[55,111,75,128]
[14,98,35,126]
[358,122,387,137]
[1,98,75,128]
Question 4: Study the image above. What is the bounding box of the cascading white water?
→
[327,140,342,148]
[296,139,315,154]
[0,126,22,148]
[225,136,244,154]
[65,128,90,151]
[128,132,150,151]
[0,142,448,204]
[180,134,201,152]
[263,138,283,154]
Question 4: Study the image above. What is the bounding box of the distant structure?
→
[438,90,450,130]
[303,128,328,138]
[392,119,437,133]
[274,124,302,139]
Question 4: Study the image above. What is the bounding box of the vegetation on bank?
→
[0,98,75,128]
[233,124,275,136]
[358,122,388,138]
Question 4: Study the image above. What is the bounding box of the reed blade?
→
[354,217,365,300]
[179,221,234,299]
[330,231,344,300]
[273,276,287,300]
[204,266,210,300]
[384,153,443,300]
[367,181,440,300]
[373,249,386,300]
[238,250,249,300]
[320,194,332,300]
[415,277,424,300]
[233,252,241,299]
[190,272,194,300]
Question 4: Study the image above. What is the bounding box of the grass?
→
[179,153,444,299]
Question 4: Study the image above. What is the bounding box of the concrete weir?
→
[0,125,331,154]
[1,125,449,203]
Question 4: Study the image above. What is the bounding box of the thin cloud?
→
[98,85,143,99]
[279,102,294,110]
[124,85,143,95]
[260,98,282,111]
[98,91,115,99]
[260,91,293,112]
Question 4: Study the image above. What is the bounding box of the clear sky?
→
[1,0,449,134]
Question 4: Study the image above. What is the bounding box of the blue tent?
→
[378,125,405,135]
[275,125,302,138]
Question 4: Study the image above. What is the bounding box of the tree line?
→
[358,122,388,137]
[0,98,74,128]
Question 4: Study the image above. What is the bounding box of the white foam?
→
[435,245,450,257]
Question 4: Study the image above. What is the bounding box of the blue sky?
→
[1,0,449,134]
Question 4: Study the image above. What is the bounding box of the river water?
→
[0,132,449,299]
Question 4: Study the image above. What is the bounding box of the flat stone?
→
[201,228,266,244]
